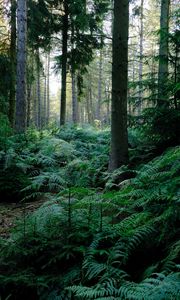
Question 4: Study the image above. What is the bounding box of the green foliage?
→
[0,113,12,150]
[0,54,10,114]
[0,139,179,299]
[142,107,180,147]
[27,0,59,50]
[0,126,109,202]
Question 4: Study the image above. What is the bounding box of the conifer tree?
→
[158,0,170,107]
[15,0,27,133]
[9,0,16,128]
[60,0,68,126]
[109,0,129,171]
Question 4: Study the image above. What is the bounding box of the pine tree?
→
[158,0,170,107]
[109,0,129,171]
[15,0,27,133]
[60,0,68,126]
[8,0,16,128]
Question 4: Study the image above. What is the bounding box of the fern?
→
[0,128,179,299]
[117,272,180,300]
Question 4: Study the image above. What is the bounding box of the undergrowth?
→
[0,125,179,299]
[0,126,110,202]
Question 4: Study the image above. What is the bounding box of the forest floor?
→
[0,199,46,238]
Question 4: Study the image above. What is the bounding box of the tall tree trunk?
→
[71,20,78,125]
[158,0,170,107]
[9,0,16,128]
[44,74,47,127]
[174,37,179,110]
[88,74,94,124]
[109,0,129,171]
[27,53,34,127]
[72,70,79,124]
[15,0,27,133]
[36,51,41,129]
[47,52,50,124]
[33,80,38,127]
[105,85,110,125]
[27,82,32,127]
[86,89,91,124]
[138,0,144,115]
[60,2,68,126]
[97,48,103,120]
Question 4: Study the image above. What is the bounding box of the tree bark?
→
[60,1,68,126]
[97,48,103,120]
[27,81,32,127]
[33,80,38,127]
[158,0,170,107]
[138,0,144,115]
[72,70,79,124]
[9,0,16,128]
[87,73,94,124]
[15,0,27,133]
[109,0,129,171]
[43,73,47,127]
[36,51,41,129]
[47,52,50,124]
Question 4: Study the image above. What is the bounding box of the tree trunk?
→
[105,85,110,125]
[109,0,129,171]
[158,0,170,107]
[33,80,38,127]
[88,74,94,124]
[47,52,50,124]
[43,73,47,127]
[97,48,103,120]
[15,0,27,133]
[72,70,79,124]
[71,20,78,125]
[27,82,32,127]
[138,0,144,115]
[9,0,16,128]
[60,2,68,126]
[37,52,41,129]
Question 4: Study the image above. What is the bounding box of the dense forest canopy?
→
[0,0,180,299]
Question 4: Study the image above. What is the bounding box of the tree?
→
[15,0,27,133]
[109,0,129,171]
[8,0,16,128]
[46,52,50,124]
[58,0,109,125]
[97,47,103,120]
[60,0,68,126]
[138,0,144,115]
[158,0,170,107]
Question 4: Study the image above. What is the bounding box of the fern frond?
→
[117,272,180,300]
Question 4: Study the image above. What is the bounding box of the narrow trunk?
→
[27,53,34,127]
[72,71,78,124]
[27,83,32,127]
[105,85,110,125]
[88,75,94,124]
[138,0,144,115]
[174,35,179,109]
[60,2,68,126]
[97,48,103,120]
[86,90,91,124]
[158,0,170,107]
[33,80,38,127]
[44,74,47,127]
[71,20,78,124]
[15,0,27,133]
[36,50,41,129]
[109,0,129,171]
[47,52,50,124]
[9,0,16,128]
